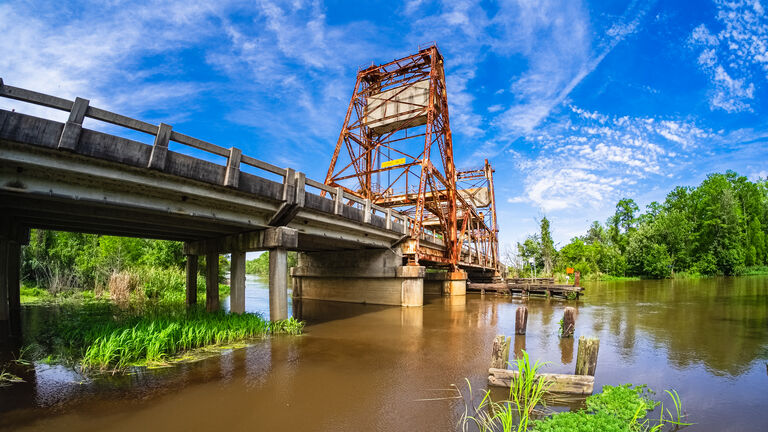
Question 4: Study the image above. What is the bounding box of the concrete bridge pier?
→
[229,248,246,314]
[205,243,220,313]
[424,270,467,297]
[269,247,288,320]
[264,227,296,321]
[0,219,27,339]
[185,253,198,307]
[291,249,424,307]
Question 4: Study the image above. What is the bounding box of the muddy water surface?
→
[1,276,767,431]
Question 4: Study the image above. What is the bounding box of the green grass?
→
[55,307,303,371]
[20,284,52,303]
[530,384,692,432]
[20,266,231,306]
[742,265,768,276]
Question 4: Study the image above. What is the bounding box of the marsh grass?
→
[65,307,303,371]
[0,369,25,386]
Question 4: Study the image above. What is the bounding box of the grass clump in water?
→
[531,384,691,431]
[57,307,303,371]
[460,350,551,432]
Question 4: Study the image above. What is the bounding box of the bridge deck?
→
[0,80,496,270]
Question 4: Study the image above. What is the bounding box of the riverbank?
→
[543,265,768,283]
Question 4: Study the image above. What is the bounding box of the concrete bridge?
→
[0,79,496,337]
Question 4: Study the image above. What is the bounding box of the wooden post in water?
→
[575,336,599,376]
[490,335,511,369]
[561,307,576,337]
[574,271,581,287]
[515,306,528,335]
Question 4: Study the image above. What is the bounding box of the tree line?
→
[510,171,768,278]
[22,231,228,293]
[245,251,298,276]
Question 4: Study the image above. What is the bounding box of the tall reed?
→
[459,350,551,432]
[61,307,303,371]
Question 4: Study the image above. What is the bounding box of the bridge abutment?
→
[291,249,424,307]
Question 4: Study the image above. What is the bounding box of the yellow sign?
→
[381,158,406,168]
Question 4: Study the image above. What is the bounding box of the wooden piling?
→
[515,306,528,335]
[561,307,576,337]
[513,334,526,360]
[575,336,599,376]
[490,335,511,369]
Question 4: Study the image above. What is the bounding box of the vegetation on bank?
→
[14,230,304,373]
[510,171,768,279]
[21,230,230,299]
[460,351,690,431]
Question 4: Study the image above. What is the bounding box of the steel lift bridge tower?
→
[324,45,500,276]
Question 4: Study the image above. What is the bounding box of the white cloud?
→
[511,106,712,212]
[689,0,768,112]
[0,1,228,116]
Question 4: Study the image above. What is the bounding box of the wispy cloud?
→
[0,0,227,115]
[510,106,712,212]
[490,0,655,142]
[689,0,768,112]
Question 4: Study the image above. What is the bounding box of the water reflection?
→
[0,276,766,431]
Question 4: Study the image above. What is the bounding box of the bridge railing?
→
[0,80,467,261]
[0,78,412,234]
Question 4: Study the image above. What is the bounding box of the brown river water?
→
[1,275,767,431]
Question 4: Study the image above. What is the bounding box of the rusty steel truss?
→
[324,45,499,272]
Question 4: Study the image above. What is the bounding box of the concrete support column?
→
[0,239,9,337]
[205,245,220,313]
[443,270,467,296]
[423,270,467,297]
[397,265,425,307]
[0,238,21,338]
[230,249,246,314]
[269,248,288,321]
[263,227,297,321]
[185,254,198,307]
[7,240,21,337]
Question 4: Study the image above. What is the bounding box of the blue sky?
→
[2,0,767,251]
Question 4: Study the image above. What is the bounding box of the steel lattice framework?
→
[324,45,499,272]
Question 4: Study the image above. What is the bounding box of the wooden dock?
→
[467,277,584,299]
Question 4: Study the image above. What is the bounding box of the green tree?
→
[539,217,556,275]
[615,198,639,233]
